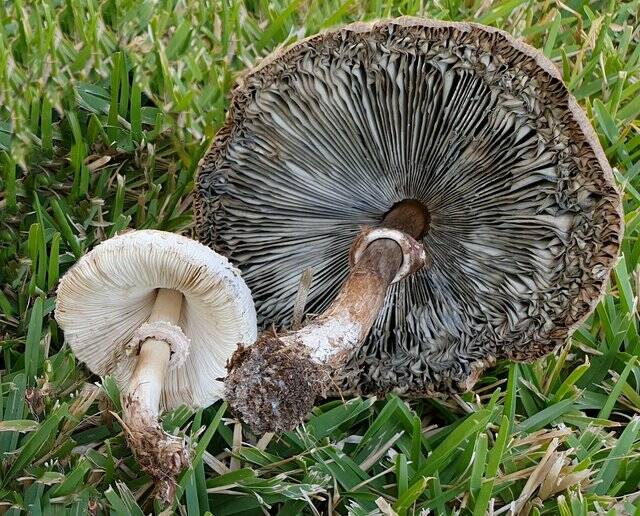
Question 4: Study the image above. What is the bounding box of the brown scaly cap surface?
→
[196,18,623,397]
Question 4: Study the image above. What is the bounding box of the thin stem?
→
[126,288,183,413]
[129,339,170,414]
[121,288,188,503]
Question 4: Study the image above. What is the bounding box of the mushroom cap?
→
[55,230,257,410]
[196,18,622,395]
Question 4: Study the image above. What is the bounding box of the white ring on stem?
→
[349,227,427,283]
[127,321,190,371]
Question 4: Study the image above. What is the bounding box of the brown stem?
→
[226,200,429,433]
[274,200,428,364]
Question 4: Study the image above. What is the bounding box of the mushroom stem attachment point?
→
[225,200,429,433]
[122,288,190,503]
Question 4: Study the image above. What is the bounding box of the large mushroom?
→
[55,230,256,499]
[196,18,622,433]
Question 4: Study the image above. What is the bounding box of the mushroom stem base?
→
[226,335,331,433]
[122,396,190,503]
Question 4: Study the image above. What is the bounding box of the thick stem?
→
[280,200,429,363]
[122,288,190,503]
[226,200,429,433]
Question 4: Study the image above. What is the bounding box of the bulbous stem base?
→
[122,396,191,503]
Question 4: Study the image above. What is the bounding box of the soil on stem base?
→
[122,396,191,503]
[225,335,330,433]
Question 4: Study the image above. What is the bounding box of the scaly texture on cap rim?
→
[55,230,257,410]
[195,18,622,397]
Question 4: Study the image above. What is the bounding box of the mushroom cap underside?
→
[196,18,622,395]
[55,230,257,410]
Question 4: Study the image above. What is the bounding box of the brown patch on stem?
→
[225,336,329,433]
[383,199,430,239]
[121,396,191,504]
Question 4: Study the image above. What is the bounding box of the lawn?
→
[1,0,639,514]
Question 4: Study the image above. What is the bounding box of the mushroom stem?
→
[122,288,190,502]
[128,339,170,415]
[283,200,429,363]
[225,200,429,433]
[126,288,181,413]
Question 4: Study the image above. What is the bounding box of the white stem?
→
[126,288,183,416]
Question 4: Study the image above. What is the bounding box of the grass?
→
[0,0,639,514]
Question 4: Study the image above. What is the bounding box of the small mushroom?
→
[55,230,256,499]
[196,18,622,432]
